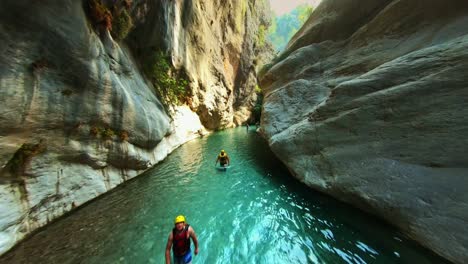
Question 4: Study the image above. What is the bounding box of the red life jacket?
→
[172,224,190,256]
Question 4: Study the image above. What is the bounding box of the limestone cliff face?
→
[259,0,468,263]
[129,0,273,129]
[0,0,269,255]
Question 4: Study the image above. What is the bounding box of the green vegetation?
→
[267,4,314,52]
[258,62,273,79]
[257,25,267,48]
[87,0,112,30]
[85,0,133,40]
[89,126,103,137]
[252,85,263,123]
[297,5,313,24]
[257,4,314,77]
[112,9,133,41]
[90,126,129,141]
[6,141,46,176]
[144,51,189,106]
[102,127,115,139]
[236,0,248,32]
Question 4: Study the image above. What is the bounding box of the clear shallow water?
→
[1,128,449,264]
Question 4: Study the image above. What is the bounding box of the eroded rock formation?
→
[0,0,270,254]
[259,0,468,263]
[129,0,273,129]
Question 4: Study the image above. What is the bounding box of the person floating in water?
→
[165,215,199,264]
[215,149,230,167]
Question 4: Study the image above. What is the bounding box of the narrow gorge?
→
[1,0,467,263]
[0,0,271,255]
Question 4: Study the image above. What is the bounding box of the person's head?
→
[174,215,186,230]
[220,150,225,155]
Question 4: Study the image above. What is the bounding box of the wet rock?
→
[259,0,468,263]
[0,0,210,255]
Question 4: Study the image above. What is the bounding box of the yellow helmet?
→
[174,215,185,224]
[221,150,225,153]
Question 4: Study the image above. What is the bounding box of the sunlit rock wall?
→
[0,0,216,255]
[129,0,274,129]
[259,0,468,263]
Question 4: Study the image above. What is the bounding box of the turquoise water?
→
[0,128,448,264]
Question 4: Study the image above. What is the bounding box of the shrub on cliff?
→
[102,127,115,139]
[144,51,189,106]
[85,0,133,40]
[257,25,267,48]
[267,4,314,52]
[86,0,113,30]
[252,85,263,123]
[111,9,133,41]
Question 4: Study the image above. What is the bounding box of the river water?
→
[0,128,448,264]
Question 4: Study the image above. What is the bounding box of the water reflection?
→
[0,128,450,264]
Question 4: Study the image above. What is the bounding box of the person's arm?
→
[165,233,173,264]
[227,156,230,165]
[189,226,199,255]
[215,156,219,165]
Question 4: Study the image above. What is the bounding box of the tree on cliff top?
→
[267,4,313,52]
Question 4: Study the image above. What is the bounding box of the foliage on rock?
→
[144,51,190,107]
[90,126,125,141]
[86,0,113,30]
[257,25,267,48]
[85,0,133,40]
[252,85,263,123]
[112,9,133,41]
[267,4,314,52]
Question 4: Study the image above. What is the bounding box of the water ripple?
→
[0,128,449,264]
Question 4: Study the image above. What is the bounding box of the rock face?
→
[0,0,269,255]
[259,0,468,263]
[129,0,274,129]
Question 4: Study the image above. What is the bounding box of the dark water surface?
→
[0,128,449,264]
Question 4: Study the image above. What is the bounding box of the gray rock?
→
[129,0,274,129]
[259,0,468,263]
[0,0,207,255]
[0,0,269,255]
